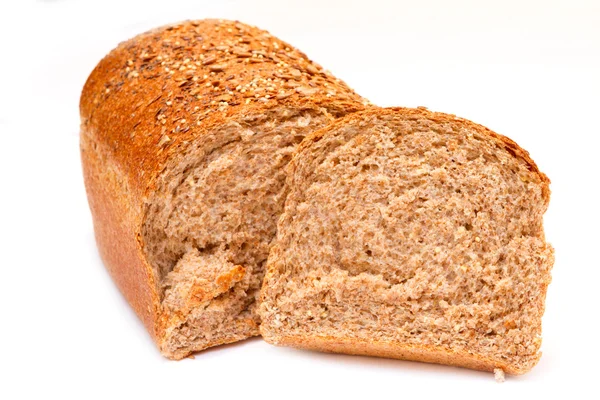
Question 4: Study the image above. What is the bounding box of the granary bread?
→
[80,19,366,359]
[259,107,554,374]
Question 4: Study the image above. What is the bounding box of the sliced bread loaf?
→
[259,107,553,374]
[80,19,366,359]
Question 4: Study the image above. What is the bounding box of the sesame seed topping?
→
[209,64,227,72]
[202,55,217,65]
[107,20,364,150]
[158,135,171,147]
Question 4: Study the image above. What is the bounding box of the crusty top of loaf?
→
[296,107,551,205]
[80,19,366,201]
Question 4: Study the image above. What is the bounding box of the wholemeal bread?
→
[80,19,366,359]
[259,107,554,374]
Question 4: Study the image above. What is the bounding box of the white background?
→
[1,0,598,398]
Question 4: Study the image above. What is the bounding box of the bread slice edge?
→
[263,332,537,375]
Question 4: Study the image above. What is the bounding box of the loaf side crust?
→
[81,133,159,335]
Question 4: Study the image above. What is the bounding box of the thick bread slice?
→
[259,107,553,374]
[80,19,366,359]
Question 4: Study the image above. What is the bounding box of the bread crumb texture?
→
[260,108,554,375]
[80,19,366,359]
[494,368,506,383]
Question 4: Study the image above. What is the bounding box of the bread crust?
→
[81,134,159,334]
[271,334,535,375]
[80,19,366,355]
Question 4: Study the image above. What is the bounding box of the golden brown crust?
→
[80,19,365,203]
[80,134,160,337]
[271,334,534,375]
[80,19,366,355]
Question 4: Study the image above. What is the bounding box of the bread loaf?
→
[80,19,366,359]
[259,107,553,374]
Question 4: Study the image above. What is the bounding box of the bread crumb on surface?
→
[494,368,505,383]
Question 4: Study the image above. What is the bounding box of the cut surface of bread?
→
[145,108,340,359]
[80,19,366,359]
[259,107,554,374]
